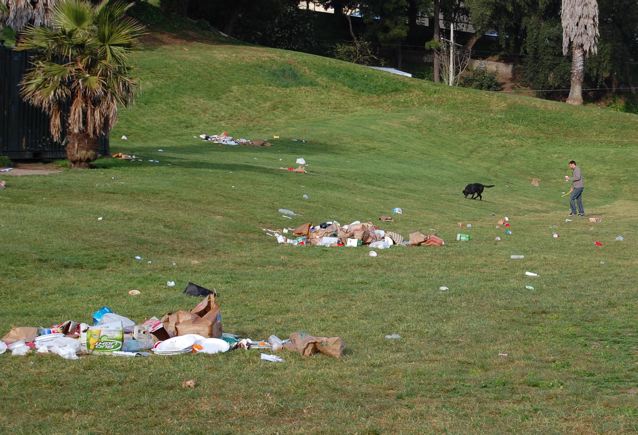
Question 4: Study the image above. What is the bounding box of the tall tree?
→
[361,0,409,68]
[561,0,599,105]
[18,0,144,168]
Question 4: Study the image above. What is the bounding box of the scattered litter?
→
[147,261,152,264]
[379,215,393,222]
[273,135,280,139]
[121,135,128,140]
[456,233,471,241]
[498,352,508,357]
[495,236,501,241]
[1,295,344,361]
[588,217,602,223]
[565,218,572,223]
[385,334,401,340]
[128,289,141,296]
[279,165,307,173]
[182,379,196,389]
[392,207,403,215]
[510,255,524,260]
[261,353,284,363]
[525,285,535,290]
[525,271,539,277]
[600,261,605,265]
[439,286,449,291]
[505,229,512,235]
[0,180,5,189]
[200,132,271,147]
[369,251,378,257]
[167,281,176,287]
[158,149,164,152]
[183,282,216,297]
[594,241,603,247]
[552,232,559,238]
[0,167,13,172]
[134,256,142,261]
[97,216,103,221]
[466,224,473,229]
[113,152,135,160]
[278,208,298,216]
[302,194,310,200]
[531,178,541,187]
[296,157,306,165]
[615,235,624,241]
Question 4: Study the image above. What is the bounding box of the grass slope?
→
[1,27,637,433]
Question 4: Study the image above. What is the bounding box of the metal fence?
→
[0,45,108,160]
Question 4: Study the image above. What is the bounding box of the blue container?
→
[92,306,112,325]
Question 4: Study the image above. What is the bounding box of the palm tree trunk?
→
[66,132,99,168]
[433,0,441,83]
[567,45,585,105]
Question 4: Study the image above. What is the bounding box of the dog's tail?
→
[484,184,495,188]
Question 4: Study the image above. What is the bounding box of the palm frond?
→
[561,0,599,56]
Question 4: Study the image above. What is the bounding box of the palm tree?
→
[561,0,599,105]
[18,0,144,168]
[0,0,57,31]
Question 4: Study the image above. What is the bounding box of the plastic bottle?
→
[456,233,471,241]
[267,335,283,351]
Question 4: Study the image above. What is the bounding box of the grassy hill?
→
[0,18,637,433]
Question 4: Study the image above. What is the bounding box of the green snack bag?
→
[91,323,123,353]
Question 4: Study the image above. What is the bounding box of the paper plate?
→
[194,338,230,354]
[154,335,200,352]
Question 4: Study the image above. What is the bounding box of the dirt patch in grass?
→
[4,163,62,176]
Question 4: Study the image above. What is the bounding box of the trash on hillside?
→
[552,232,559,238]
[456,233,471,242]
[392,207,403,215]
[439,286,449,291]
[261,353,284,363]
[182,379,197,389]
[278,208,298,217]
[0,180,5,189]
[588,217,602,223]
[379,215,393,222]
[531,178,541,187]
[167,281,176,287]
[199,132,271,147]
[266,220,443,248]
[134,256,142,261]
[384,334,401,340]
[498,352,508,357]
[0,167,13,172]
[183,282,216,297]
[121,135,128,140]
[296,157,306,165]
[615,235,624,241]
[525,285,535,290]
[495,236,501,241]
[113,152,134,160]
[2,327,39,344]
[525,271,539,277]
[283,332,345,358]
[279,165,307,173]
[565,218,572,223]
[594,241,603,247]
[369,251,378,257]
[510,255,524,260]
[97,216,103,221]
[0,294,346,361]
[302,194,310,200]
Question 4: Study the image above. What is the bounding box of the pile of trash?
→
[0,283,344,361]
[199,132,271,147]
[265,220,444,248]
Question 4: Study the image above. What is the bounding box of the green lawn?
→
[1,24,637,433]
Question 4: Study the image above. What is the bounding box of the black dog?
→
[463,183,494,200]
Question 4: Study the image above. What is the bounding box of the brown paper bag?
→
[293,223,311,237]
[175,318,213,336]
[284,332,345,358]
[190,294,223,338]
[409,231,428,245]
[2,326,39,344]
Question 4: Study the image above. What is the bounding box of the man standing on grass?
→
[565,160,585,216]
